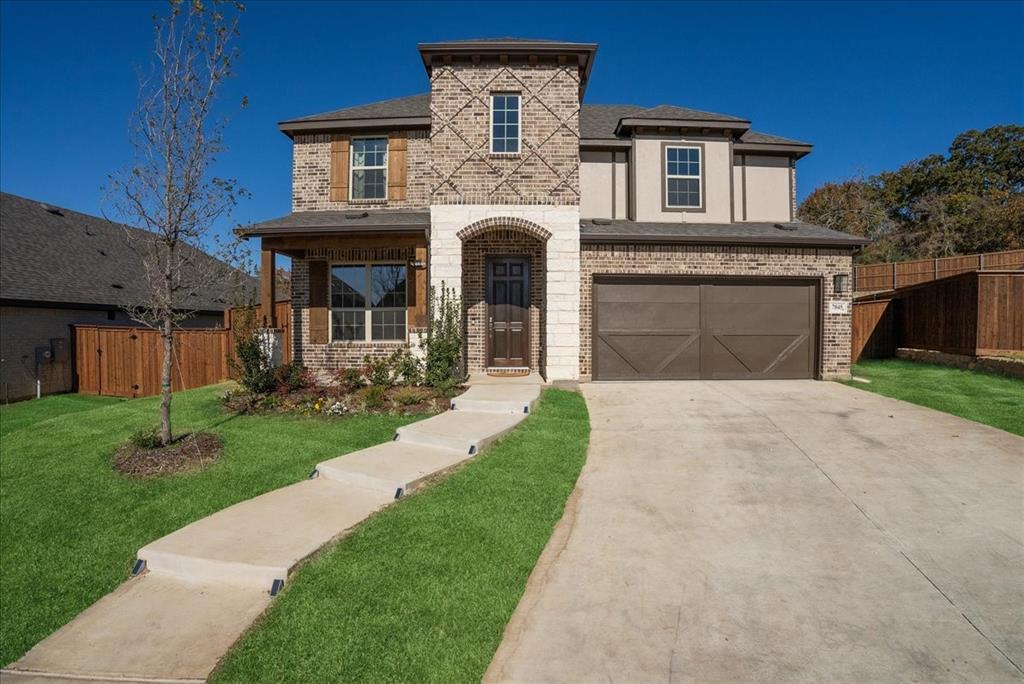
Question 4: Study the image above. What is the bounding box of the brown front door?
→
[593,277,819,380]
[487,257,530,367]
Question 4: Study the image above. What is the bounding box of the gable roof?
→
[0,192,250,311]
[278,96,808,153]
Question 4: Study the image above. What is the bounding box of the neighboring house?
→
[242,38,868,383]
[0,192,242,401]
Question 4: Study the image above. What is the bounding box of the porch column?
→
[261,246,277,328]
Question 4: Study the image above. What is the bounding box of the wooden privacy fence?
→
[853,248,1024,292]
[73,300,292,399]
[852,271,1023,361]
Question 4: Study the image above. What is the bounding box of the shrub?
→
[393,386,427,406]
[390,348,423,386]
[363,355,396,389]
[433,377,462,398]
[423,284,464,387]
[128,426,163,450]
[360,385,387,410]
[230,308,275,395]
[273,362,309,393]
[337,367,364,392]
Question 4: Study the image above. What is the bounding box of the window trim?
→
[489,92,521,155]
[349,136,389,202]
[662,142,706,212]
[328,261,408,343]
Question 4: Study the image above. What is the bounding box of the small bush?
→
[360,385,387,410]
[390,348,423,386]
[337,367,364,392]
[364,355,395,389]
[273,363,310,393]
[393,387,427,406]
[231,310,275,395]
[423,284,464,388]
[128,426,163,450]
[433,377,462,398]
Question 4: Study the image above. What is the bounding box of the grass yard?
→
[848,359,1024,436]
[0,384,424,666]
[0,394,122,439]
[213,389,590,683]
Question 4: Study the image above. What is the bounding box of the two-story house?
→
[242,39,868,383]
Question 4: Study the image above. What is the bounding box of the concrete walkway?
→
[486,380,1024,683]
[3,381,541,684]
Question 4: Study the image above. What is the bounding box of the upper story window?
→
[330,263,407,342]
[350,137,388,201]
[491,93,520,154]
[665,145,702,209]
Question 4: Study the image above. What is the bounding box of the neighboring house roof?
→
[0,192,250,311]
[278,95,808,154]
[579,219,870,248]
[238,209,431,238]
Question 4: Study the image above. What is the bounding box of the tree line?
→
[797,125,1023,263]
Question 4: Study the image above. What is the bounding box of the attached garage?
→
[592,276,819,381]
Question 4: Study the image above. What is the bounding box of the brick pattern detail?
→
[579,244,855,379]
[291,130,430,212]
[456,216,553,242]
[429,63,580,205]
[290,258,415,381]
[461,229,546,374]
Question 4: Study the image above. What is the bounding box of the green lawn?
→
[0,384,424,666]
[213,389,589,683]
[0,394,123,439]
[848,359,1024,436]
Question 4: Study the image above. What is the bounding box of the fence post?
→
[892,261,898,290]
[979,253,984,270]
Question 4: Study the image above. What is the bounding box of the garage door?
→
[593,278,818,380]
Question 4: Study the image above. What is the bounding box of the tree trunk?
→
[160,316,173,446]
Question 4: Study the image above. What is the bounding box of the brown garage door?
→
[593,277,818,380]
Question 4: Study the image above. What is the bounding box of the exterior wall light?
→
[833,273,850,294]
[409,259,426,269]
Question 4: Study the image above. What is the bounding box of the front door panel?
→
[488,258,530,367]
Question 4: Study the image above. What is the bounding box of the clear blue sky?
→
[2,0,1022,258]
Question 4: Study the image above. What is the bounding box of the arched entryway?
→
[458,219,550,375]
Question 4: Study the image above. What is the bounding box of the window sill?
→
[326,340,408,346]
[488,152,521,159]
[347,199,388,205]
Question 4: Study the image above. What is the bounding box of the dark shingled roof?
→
[580,219,869,248]
[239,210,431,238]
[0,192,251,310]
[280,96,806,149]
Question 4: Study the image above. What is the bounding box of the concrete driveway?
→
[486,381,1024,683]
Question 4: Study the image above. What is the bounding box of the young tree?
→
[107,0,247,446]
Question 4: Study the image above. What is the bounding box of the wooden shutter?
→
[329,136,350,202]
[387,132,408,201]
[308,261,329,344]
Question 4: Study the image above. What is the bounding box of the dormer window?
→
[490,93,520,154]
[350,137,388,201]
[665,145,703,209]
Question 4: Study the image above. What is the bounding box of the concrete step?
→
[316,441,473,495]
[395,410,526,455]
[138,479,391,589]
[450,384,541,415]
[4,573,270,682]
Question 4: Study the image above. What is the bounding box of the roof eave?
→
[278,116,432,137]
[616,118,751,136]
[237,224,430,239]
[579,232,869,248]
[735,142,813,158]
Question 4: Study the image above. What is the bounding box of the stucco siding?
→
[633,135,732,223]
[742,154,792,222]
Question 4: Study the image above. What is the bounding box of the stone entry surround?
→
[431,206,581,381]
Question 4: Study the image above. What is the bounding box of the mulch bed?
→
[222,385,462,418]
[114,432,223,478]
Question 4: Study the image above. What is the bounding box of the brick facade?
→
[429,63,580,206]
[291,130,430,212]
[579,243,855,380]
[290,258,420,382]
[462,230,545,374]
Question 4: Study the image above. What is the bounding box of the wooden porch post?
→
[261,246,277,328]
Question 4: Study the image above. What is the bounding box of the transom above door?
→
[487,257,530,368]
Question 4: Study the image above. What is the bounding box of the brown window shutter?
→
[387,132,408,201]
[329,136,350,202]
[308,260,329,344]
